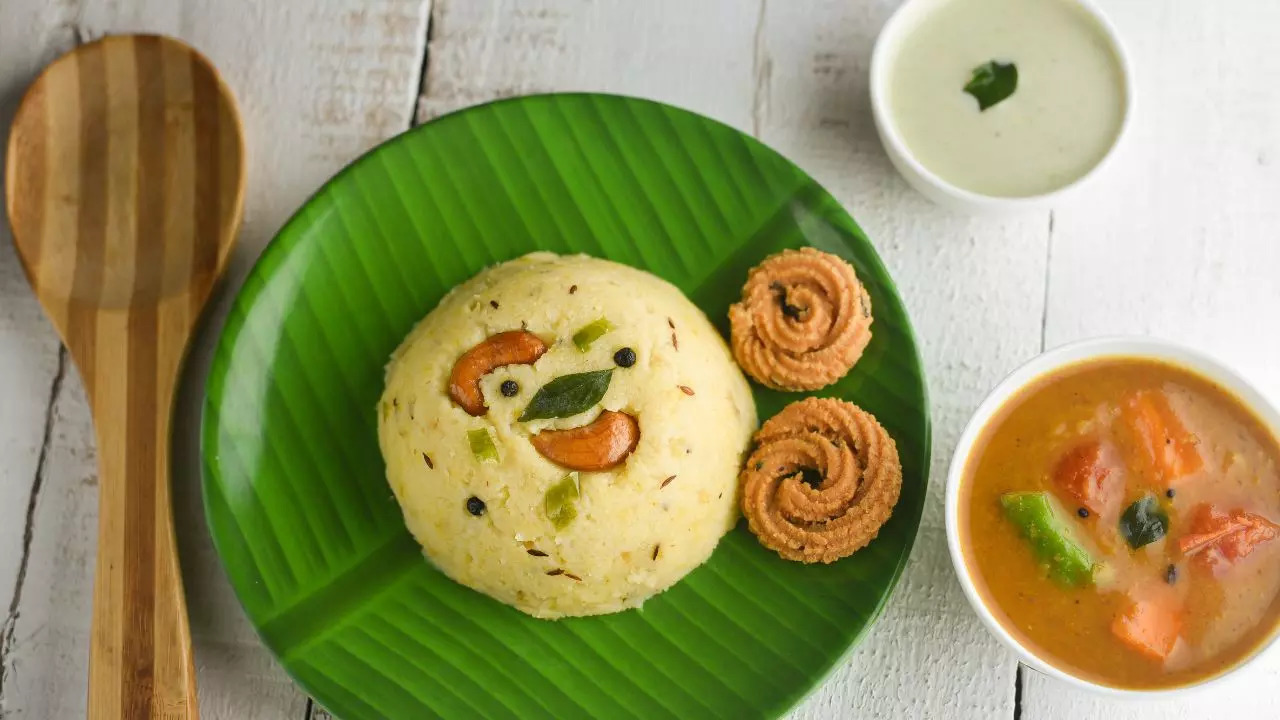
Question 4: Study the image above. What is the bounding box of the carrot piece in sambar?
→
[1110,583,1183,662]
[1121,390,1202,485]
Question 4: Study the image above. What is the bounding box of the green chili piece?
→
[545,472,581,530]
[467,428,499,464]
[1000,491,1095,587]
[572,317,614,352]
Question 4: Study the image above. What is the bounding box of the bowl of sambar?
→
[946,337,1280,694]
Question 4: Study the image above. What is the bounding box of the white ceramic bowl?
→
[869,0,1135,213]
[944,336,1280,696]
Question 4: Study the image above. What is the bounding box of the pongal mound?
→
[740,397,902,564]
[378,252,756,618]
[729,248,872,391]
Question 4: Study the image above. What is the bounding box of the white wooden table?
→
[2,1,1278,718]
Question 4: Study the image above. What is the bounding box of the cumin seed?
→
[422,452,434,469]
[569,285,578,294]
[563,572,583,581]
[546,568,564,576]
[527,548,548,557]
[652,544,661,560]
[661,475,676,489]
[679,385,695,396]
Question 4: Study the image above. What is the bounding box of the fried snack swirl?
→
[741,398,902,564]
[729,248,872,391]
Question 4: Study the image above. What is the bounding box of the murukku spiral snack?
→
[740,397,902,564]
[728,248,872,391]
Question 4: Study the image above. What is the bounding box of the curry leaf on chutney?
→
[964,60,1018,111]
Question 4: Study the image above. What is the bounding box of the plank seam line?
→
[1012,663,1024,719]
[751,0,771,138]
[1039,210,1055,352]
[305,693,332,719]
[0,345,68,708]
[300,3,435,717]
[411,1,439,127]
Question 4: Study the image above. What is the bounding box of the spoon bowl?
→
[5,34,244,719]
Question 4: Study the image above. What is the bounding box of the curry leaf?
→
[519,369,612,421]
[1120,495,1169,549]
[964,60,1018,111]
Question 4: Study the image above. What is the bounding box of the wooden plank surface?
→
[1025,0,1280,717]
[0,4,87,715]
[0,1,432,718]
[1,0,1279,718]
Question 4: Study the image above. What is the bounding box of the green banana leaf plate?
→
[201,93,929,720]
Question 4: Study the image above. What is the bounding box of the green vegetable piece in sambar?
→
[1000,491,1095,587]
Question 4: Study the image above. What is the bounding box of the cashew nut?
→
[530,410,640,471]
[448,330,548,416]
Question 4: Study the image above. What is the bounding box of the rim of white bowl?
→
[869,0,1136,210]
[944,336,1280,697]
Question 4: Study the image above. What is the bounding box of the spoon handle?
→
[83,310,198,720]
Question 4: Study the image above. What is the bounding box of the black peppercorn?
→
[466,496,486,516]
[500,379,519,397]
[1077,507,1089,518]
[1166,488,1176,499]
[613,347,636,368]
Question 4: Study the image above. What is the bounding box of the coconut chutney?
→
[887,0,1127,198]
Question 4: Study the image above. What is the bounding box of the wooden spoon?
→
[5,34,244,719]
